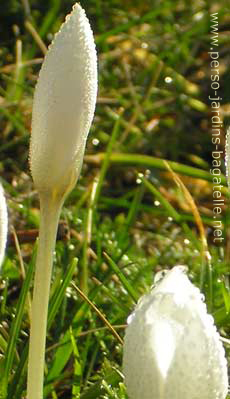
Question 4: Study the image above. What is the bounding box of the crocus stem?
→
[27,192,63,399]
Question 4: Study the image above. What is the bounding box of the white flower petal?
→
[30,3,97,197]
[123,266,228,399]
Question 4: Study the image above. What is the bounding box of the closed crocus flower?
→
[123,266,228,399]
[27,4,97,399]
[0,183,7,269]
[30,3,97,198]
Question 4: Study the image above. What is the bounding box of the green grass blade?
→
[99,196,214,225]
[44,329,75,397]
[70,327,82,397]
[48,257,78,329]
[141,176,181,222]
[8,257,77,398]
[7,342,29,399]
[38,0,61,39]
[1,254,36,397]
[93,111,122,207]
[80,369,122,399]
[140,176,201,250]
[85,153,227,187]
[80,111,122,294]
[103,253,138,303]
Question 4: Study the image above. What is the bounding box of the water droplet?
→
[193,11,204,21]
[165,76,172,84]
[205,250,212,261]
[136,172,144,184]
[92,138,99,146]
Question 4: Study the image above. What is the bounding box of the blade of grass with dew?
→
[140,176,201,250]
[23,0,61,61]
[92,110,123,207]
[0,335,7,373]
[0,253,35,399]
[80,330,97,390]
[103,252,138,303]
[44,288,102,396]
[47,258,78,328]
[80,178,98,294]
[0,277,8,316]
[92,277,130,314]
[70,326,82,397]
[8,342,29,399]
[140,53,201,98]
[84,342,101,390]
[84,152,227,187]
[95,3,201,98]
[80,111,122,293]
[105,107,141,136]
[100,379,120,399]
[165,160,213,309]
[0,107,29,137]
[214,306,230,327]
[0,333,8,358]
[220,282,230,314]
[117,181,145,251]
[44,332,75,397]
[8,257,78,399]
[99,196,214,225]
[95,6,167,45]
[141,176,180,222]
[45,268,125,397]
[38,0,62,39]
[80,369,123,399]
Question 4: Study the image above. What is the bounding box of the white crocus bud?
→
[123,266,228,399]
[0,183,7,269]
[29,3,97,199]
[27,5,97,399]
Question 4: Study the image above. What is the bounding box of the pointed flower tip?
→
[30,3,97,198]
[0,183,7,270]
[123,266,228,399]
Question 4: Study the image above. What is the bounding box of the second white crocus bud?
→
[123,266,228,399]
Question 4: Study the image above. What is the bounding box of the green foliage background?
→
[0,0,229,398]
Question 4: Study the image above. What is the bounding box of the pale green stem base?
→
[27,193,63,399]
